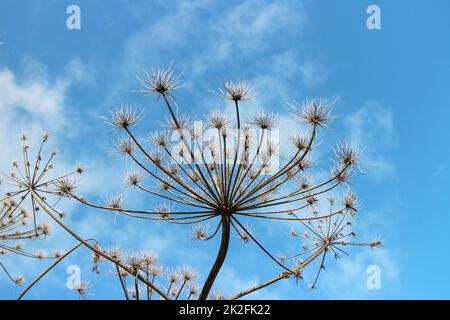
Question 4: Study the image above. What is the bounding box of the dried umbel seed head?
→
[136,64,182,98]
[290,133,310,150]
[190,225,209,241]
[37,223,52,236]
[75,164,84,175]
[149,152,164,165]
[36,251,46,259]
[73,280,90,298]
[167,270,179,284]
[249,112,278,130]
[305,195,319,207]
[14,276,25,286]
[154,203,173,220]
[166,114,191,132]
[209,291,225,300]
[109,105,142,129]
[206,111,229,130]
[291,99,333,128]
[141,251,158,265]
[294,175,312,190]
[105,247,125,261]
[127,253,146,270]
[125,171,143,187]
[235,224,254,243]
[55,177,78,196]
[148,263,163,277]
[334,142,360,167]
[151,131,170,147]
[370,237,383,248]
[219,80,253,102]
[114,137,136,155]
[52,250,63,258]
[179,266,197,282]
[105,194,123,209]
[188,284,200,297]
[343,191,360,212]
[331,164,352,184]
[158,179,172,192]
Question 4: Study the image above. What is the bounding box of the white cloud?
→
[345,101,396,181]
[299,59,328,87]
[316,248,399,299]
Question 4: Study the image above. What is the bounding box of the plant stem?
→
[198,215,231,300]
[228,244,329,300]
[17,240,88,300]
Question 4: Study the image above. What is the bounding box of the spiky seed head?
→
[305,195,319,207]
[148,263,163,276]
[114,138,136,155]
[290,133,310,150]
[249,112,278,130]
[109,105,142,129]
[151,131,170,147]
[158,179,172,192]
[154,203,173,220]
[37,223,52,236]
[135,64,182,97]
[105,194,123,209]
[343,191,359,212]
[179,266,197,282]
[219,80,253,102]
[370,237,383,248]
[42,131,50,142]
[188,284,199,296]
[140,251,157,265]
[75,164,84,175]
[236,225,253,243]
[191,225,209,241]
[73,280,90,297]
[55,178,77,196]
[209,291,225,300]
[334,142,360,167]
[53,250,63,258]
[105,247,124,261]
[125,171,142,187]
[294,175,312,190]
[36,251,46,259]
[166,115,191,132]
[331,164,352,184]
[14,276,25,285]
[291,99,332,128]
[127,253,146,270]
[206,111,229,129]
[167,271,179,283]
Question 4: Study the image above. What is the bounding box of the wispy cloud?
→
[345,101,396,181]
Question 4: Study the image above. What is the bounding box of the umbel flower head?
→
[67,63,378,300]
[218,80,253,102]
[0,132,83,285]
[134,62,183,100]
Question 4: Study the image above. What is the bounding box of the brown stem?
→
[17,240,92,300]
[229,272,289,300]
[198,214,231,300]
[228,244,328,300]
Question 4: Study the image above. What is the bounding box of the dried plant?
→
[0,133,170,300]
[0,65,381,300]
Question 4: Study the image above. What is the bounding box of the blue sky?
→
[1,0,450,299]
